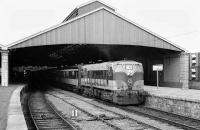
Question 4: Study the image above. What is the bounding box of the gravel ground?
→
[52,93,120,118]
[51,89,183,130]
[107,119,154,130]
[47,91,154,130]
[46,94,114,130]
[48,92,152,130]
[0,86,17,130]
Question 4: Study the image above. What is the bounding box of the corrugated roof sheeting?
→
[63,0,115,22]
[78,1,114,16]
[8,8,183,52]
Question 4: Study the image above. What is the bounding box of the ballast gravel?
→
[46,94,114,130]
[47,89,183,130]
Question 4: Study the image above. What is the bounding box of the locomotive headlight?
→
[127,78,133,86]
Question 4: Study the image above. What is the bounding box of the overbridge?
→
[1,0,189,88]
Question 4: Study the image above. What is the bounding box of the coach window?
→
[68,71,71,77]
[97,71,99,78]
[63,71,65,77]
[74,71,76,79]
[88,71,90,78]
[99,71,102,79]
[76,71,78,78]
[106,70,109,84]
[81,70,84,78]
[108,67,113,76]
[96,71,98,79]
[72,71,74,78]
[104,70,107,79]
[94,71,96,79]
[71,71,73,78]
[75,71,77,78]
[88,71,91,78]
[97,71,99,79]
[92,71,94,78]
[91,71,94,79]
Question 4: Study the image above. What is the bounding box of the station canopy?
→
[7,0,185,52]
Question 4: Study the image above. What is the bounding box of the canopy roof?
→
[7,1,186,52]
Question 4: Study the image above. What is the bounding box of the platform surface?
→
[144,85,200,102]
[6,85,27,130]
[0,86,17,130]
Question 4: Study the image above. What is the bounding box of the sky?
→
[0,0,200,52]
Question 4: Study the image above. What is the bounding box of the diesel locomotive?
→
[54,60,145,105]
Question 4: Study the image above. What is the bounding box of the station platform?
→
[0,85,27,130]
[143,85,200,102]
[143,85,200,119]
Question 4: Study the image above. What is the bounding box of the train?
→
[49,60,145,105]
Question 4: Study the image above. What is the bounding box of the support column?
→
[179,53,189,89]
[1,50,9,86]
[164,53,189,89]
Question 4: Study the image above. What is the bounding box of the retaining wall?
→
[145,95,200,119]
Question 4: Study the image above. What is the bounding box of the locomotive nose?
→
[127,77,133,87]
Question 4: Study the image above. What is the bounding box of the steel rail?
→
[27,94,40,130]
[45,97,79,130]
[28,92,78,130]
[48,93,123,130]
[122,106,200,130]
[53,89,200,130]
[48,91,160,130]
[57,90,200,130]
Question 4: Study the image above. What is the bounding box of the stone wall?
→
[145,95,200,119]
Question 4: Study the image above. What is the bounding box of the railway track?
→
[47,90,161,130]
[21,92,35,130]
[51,89,200,130]
[48,94,123,130]
[28,91,78,130]
[124,106,200,130]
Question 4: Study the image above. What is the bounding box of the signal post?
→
[153,64,163,88]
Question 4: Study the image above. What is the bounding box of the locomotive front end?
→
[125,63,144,90]
[112,61,145,105]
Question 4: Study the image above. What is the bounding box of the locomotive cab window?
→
[125,64,133,70]
[115,64,123,71]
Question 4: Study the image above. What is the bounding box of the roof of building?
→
[0,44,7,50]
[76,0,116,11]
[6,1,186,52]
[62,0,116,22]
